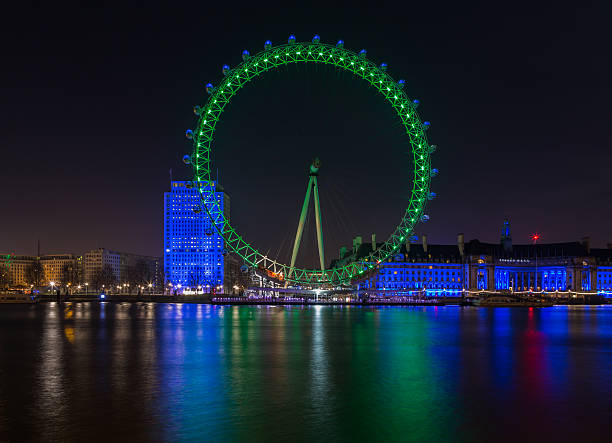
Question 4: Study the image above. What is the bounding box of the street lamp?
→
[84,282,89,294]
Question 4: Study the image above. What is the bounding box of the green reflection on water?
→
[211,306,460,442]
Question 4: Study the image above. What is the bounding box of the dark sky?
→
[1,1,611,267]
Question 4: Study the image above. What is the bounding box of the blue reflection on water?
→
[1,304,612,442]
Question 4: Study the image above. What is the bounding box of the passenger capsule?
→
[222,64,230,75]
[409,235,419,243]
[288,34,296,44]
[264,40,272,50]
[397,79,405,88]
[312,34,320,43]
[242,50,250,61]
[429,144,437,154]
[380,62,388,71]
[422,121,431,131]
[359,49,367,57]
[336,40,344,48]
[412,99,420,108]
[192,207,201,214]
[182,154,192,164]
[430,168,439,178]
[240,265,249,274]
[420,214,430,222]
[185,130,193,140]
[206,83,214,94]
[193,105,202,116]
[205,229,213,236]
[428,192,437,200]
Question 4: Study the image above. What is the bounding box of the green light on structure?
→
[189,39,434,285]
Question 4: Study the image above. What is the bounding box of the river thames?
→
[0,303,611,442]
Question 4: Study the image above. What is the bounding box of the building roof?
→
[464,239,589,258]
[329,237,605,268]
[591,248,612,264]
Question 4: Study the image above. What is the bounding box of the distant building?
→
[593,248,612,292]
[2,249,160,290]
[83,248,121,284]
[1,254,81,288]
[40,254,80,286]
[340,235,465,296]
[164,180,231,293]
[83,248,161,290]
[0,255,36,287]
[333,221,612,296]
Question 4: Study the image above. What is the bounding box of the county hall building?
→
[334,221,612,296]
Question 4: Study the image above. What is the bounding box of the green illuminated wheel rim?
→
[190,38,435,285]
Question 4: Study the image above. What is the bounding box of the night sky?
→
[1,1,610,267]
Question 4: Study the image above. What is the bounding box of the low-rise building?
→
[0,255,36,287]
[335,221,612,296]
[83,248,161,289]
[40,254,81,286]
[2,249,160,291]
[83,248,121,285]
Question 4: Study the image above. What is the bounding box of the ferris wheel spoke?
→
[188,37,436,285]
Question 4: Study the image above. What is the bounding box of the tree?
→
[188,271,202,290]
[61,262,79,288]
[133,260,152,285]
[124,260,154,293]
[156,263,165,291]
[226,254,251,295]
[25,261,45,287]
[0,263,11,290]
[93,264,116,290]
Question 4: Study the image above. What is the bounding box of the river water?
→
[0,303,611,442]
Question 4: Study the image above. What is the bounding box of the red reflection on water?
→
[519,308,551,405]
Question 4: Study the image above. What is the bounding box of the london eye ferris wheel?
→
[184,34,438,286]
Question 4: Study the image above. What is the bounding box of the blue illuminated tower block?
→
[163,181,230,293]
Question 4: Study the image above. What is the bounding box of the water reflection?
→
[39,307,67,428]
[309,305,330,420]
[0,304,612,442]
